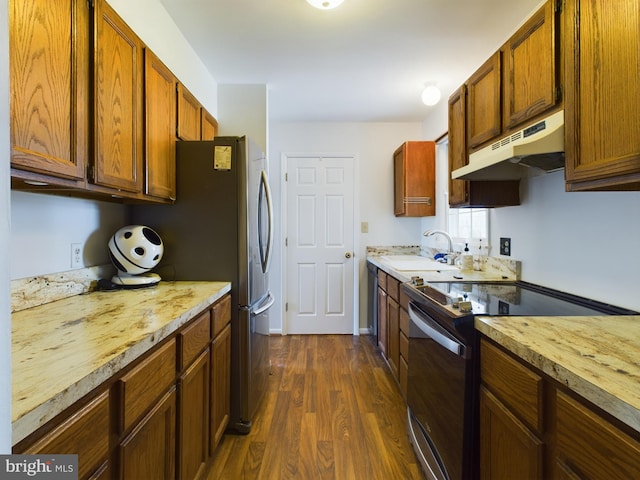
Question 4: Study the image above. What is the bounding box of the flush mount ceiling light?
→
[306,0,344,10]
[421,83,441,106]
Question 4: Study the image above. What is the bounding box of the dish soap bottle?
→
[461,243,473,272]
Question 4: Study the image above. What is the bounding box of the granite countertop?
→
[11,280,231,445]
[476,315,640,433]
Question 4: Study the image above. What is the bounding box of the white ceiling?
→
[159,0,542,123]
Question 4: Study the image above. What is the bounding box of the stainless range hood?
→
[452,110,564,181]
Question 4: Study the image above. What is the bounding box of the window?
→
[437,136,490,255]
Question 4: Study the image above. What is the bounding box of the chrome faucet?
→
[423,230,456,264]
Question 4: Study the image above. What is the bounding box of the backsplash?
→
[11,265,115,313]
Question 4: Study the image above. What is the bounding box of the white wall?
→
[490,171,640,311]
[1,0,11,452]
[10,193,126,279]
[269,121,433,334]
[218,84,268,154]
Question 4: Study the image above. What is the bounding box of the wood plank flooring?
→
[206,334,423,480]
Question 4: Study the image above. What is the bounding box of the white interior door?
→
[284,154,355,334]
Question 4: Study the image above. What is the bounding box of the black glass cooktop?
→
[425,281,636,316]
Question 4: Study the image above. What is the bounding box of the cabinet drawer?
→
[556,390,640,479]
[377,270,387,291]
[387,276,400,301]
[480,338,543,433]
[212,294,231,337]
[118,338,176,432]
[399,331,409,360]
[24,391,109,480]
[179,310,211,370]
[399,307,409,335]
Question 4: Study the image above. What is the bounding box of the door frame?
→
[280,152,360,336]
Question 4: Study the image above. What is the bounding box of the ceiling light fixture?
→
[306,0,344,10]
[421,83,441,106]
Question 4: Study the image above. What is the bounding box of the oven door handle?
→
[409,303,466,357]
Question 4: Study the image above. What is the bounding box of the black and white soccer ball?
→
[108,225,164,275]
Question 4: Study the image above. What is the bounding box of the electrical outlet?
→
[71,243,83,268]
[499,237,511,256]
[361,222,369,233]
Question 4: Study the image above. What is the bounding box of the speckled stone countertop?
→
[476,315,640,433]
[11,281,231,445]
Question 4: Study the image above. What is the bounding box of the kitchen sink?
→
[380,255,458,271]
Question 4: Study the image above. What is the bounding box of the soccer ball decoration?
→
[108,225,164,287]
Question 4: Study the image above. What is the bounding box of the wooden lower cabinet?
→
[119,387,176,479]
[179,349,210,480]
[556,390,640,479]
[387,296,400,379]
[21,391,110,480]
[480,336,640,480]
[480,386,543,480]
[14,293,232,480]
[210,323,231,453]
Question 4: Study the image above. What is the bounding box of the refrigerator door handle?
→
[253,291,275,315]
[259,169,274,274]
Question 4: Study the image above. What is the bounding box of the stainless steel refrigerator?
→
[129,136,274,433]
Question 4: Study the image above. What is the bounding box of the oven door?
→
[407,302,472,480]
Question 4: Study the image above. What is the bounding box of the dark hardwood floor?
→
[206,334,423,479]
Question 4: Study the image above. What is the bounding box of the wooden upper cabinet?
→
[9,0,89,182]
[564,0,640,191]
[393,141,436,217]
[201,109,219,140]
[448,86,468,206]
[503,0,557,130]
[177,84,202,140]
[144,49,177,201]
[93,0,144,193]
[467,52,502,149]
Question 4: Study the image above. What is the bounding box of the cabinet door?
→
[564,0,640,190]
[144,49,177,201]
[480,387,543,480]
[22,391,109,480]
[448,86,468,206]
[93,0,143,193]
[503,0,557,129]
[387,296,399,379]
[201,109,219,140]
[177,84,202,140]
[179,350,210,480]
[377,286,388,356]
[556,390,640,479]
[210,322,231,454]
[119,388,176,480]
[467,52,502,149]
[9,0,89,182]
[393,141,436,217]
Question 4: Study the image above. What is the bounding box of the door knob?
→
[345,252,352,258]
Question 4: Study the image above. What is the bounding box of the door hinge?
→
[285,173,288,181]
[87,165,94,181]
[555,0,562,13]
[555,85,563,102]
[285,302,288,312]
[285,237,288,247]
[87,0,94,9]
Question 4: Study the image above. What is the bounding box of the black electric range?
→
[411,280,638,317]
